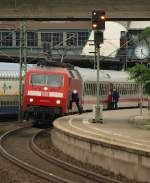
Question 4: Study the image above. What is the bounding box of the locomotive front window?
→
[30,74,64,87]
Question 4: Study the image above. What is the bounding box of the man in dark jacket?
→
[69,90,82,114]
[112,88,119,109]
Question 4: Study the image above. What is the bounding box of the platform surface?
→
[54,108,150,152]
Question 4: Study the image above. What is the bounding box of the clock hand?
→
[141,48,145,56]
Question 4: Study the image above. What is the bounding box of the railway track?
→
[0,121,24,136]
[0,126,122,183]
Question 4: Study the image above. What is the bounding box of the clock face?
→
[135,44,149,59]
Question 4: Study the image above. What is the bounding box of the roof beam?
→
[0,17,149,21]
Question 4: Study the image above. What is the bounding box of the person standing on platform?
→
[107,91,113,110]
[112,88,120,109]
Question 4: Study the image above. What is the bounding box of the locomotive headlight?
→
[29,98,34,102]
[44,87,48,91]
[56,100,61,104]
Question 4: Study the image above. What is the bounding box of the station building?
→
[0,20,149,69]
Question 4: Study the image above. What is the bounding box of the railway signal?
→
[92,10,106,30]
[94,31,103,47]
[91,10,107,123]
[92,10,106,47]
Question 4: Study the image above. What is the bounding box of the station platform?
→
[51,108,150,182]
[79,109,150,151]
[54,108,150,151]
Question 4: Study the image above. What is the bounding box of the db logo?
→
[41,92,49,97]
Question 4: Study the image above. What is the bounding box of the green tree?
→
[128,64,147,83]
[138,27,150,94]
[139,27,150,44]
[128,64,150,95]
[128,64,150,114]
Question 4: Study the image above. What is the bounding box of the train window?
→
[100,83,106,96]
[119,84,122,95]
[84,83,89,95]
[47,75,64,87]
[84,82,98,96]
[87,83,91,95]
[91,83,95,95]
[93,83,97,95]
[132,84,136,95]
[30,74,46,85]
[83,83,86,95]
[89,83,92,95]
[83,83,87,95]
[128,84,131,95]
[99,84,102,95]
[87,83,90,95]
[91,83,94,95]
[84,83,88,95]
[127,84,130,95]
[30,74,64,87]
[103,84,106,96]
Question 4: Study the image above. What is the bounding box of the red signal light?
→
[92,23,98,29]
[100,15,106,20]
[92,10,106,30]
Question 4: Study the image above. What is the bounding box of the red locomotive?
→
[23,62,82,125]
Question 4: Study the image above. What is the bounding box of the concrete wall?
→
[51,128,150,182]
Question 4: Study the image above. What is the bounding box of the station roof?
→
[0,0,150,19]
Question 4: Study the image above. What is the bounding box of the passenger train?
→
[0,71,19,116]
[22,62,142,125]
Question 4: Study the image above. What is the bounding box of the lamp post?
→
[18,24,23,122]
[18,23,27,122]
[93,44,103,123]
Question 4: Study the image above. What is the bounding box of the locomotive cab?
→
[22,63,82,125]
[23,67,67,124]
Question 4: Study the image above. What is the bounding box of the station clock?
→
[134,44,149,59]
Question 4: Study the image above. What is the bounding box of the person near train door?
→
[69,89,82,114]
[112,88,120,109]
[107,91,113,110]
